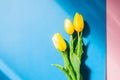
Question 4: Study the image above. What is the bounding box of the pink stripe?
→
[107,0,120,80]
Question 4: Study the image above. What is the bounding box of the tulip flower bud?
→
[74,12,84,32]
[64,18,74,35]
[52,33,67,51]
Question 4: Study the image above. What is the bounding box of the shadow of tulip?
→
[81,42,90,80]
[83,21,90,38]
[80,21,91,80]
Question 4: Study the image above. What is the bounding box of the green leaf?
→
[52,64,72,80]
[70,53,81,80]
[70,54,80,74]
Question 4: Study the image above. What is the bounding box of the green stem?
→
[77,32,80,57]
[70,35,74,54]
[77,32,83,58]
[76,32,83,80]
[69,35,77,80]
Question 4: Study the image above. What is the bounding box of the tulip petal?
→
[74,12,84,32]
[64,18,74,34]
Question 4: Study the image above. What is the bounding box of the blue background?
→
[0,0,106,80]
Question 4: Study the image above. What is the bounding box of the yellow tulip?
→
[73,12,84,32]
[64,18,74,35]
[52,33,67,51]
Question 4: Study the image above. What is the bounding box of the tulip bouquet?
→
[52,12,84,80]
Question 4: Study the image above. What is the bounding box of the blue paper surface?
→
[0,0,106,80]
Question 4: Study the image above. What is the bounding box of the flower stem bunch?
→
[52,12,84,80]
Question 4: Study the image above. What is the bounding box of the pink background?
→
[107,0,120,80]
